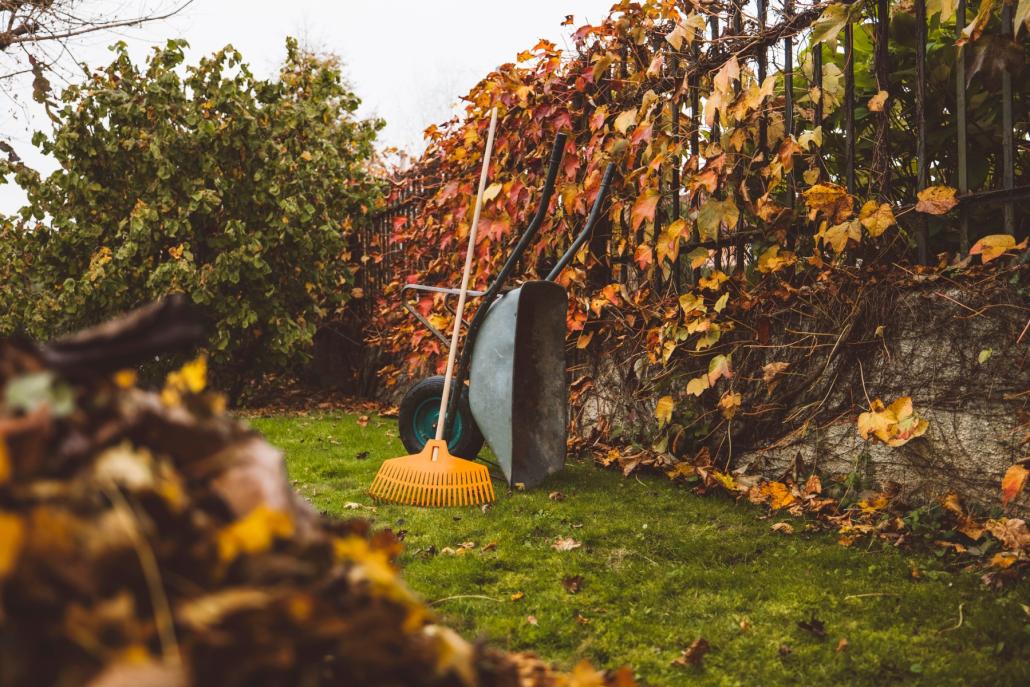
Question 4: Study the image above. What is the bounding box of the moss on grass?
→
[250,412,1030,686]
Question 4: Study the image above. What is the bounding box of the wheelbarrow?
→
[397,133,615,488]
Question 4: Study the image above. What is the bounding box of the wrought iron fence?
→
[363,1,1027,305]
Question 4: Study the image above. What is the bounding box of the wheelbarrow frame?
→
[398,132,615,486]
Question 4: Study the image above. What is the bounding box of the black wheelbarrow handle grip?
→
[442,132,567,438]
[545,162,616,282]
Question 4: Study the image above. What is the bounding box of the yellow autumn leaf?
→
[859,200,896,237]
[482,182,503,203]
[857,399,894,442]
[698,270,728,291]
[718,391,741,420]
[686,375,709,396]
[762,481,796,510]
[802,183,852,222]
[820,219,861,253]
[655,395,675,429]
[713,292,729,313]
[613,107,638,135]
[969,234,1027,264]
[216,505,294,564]
[756,245,797,273]
[858,493,889,514]
[914,185,958,215]
[678,292,707,317]
[685,247,709,269]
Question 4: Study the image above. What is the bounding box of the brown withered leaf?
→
[562,574,584,594]
[797,615,826,639]
[673,638,710,668]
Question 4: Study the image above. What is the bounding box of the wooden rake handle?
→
[435,107,499,446]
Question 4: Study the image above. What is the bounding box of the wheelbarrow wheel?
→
[398,376,484,459]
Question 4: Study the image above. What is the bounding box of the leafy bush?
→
[0,38,383,390]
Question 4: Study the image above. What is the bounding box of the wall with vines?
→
[364,0,1029,488]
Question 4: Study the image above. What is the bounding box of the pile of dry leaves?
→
[0,299,631,687]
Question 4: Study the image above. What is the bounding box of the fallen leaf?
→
[771,521,795,534]
[778,644,793,656]
[673,638,710,668]
[797,616,826,639]
[511,591,524,602]
[526,615,538,626]
[552,536,582,552]
[548,491,565,501]
[562,575,584,594]
[356,415,370,427]
[836,638,849,653]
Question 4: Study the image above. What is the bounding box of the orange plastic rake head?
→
[369,440,495,507]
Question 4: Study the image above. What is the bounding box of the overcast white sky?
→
[0,0,613,213]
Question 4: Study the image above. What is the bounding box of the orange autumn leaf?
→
[630,188,660,230]
[969,234,1027,264]
[1001,464,1028,507]
[914,185,958,215]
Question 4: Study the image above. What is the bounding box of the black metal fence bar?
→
[915,0,929,265]
[1001,2,1016,234]
[956,0,969,252]
[844,20,855,194]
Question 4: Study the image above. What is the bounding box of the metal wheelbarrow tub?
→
[468,280,568,488]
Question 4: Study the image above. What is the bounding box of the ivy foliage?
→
[375,0,1027,456]
[0,38,383,383]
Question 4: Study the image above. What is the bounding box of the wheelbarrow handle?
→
[545,162,616,282]
[442,132,567,438]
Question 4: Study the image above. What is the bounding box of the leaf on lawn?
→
[526,615,538,626]
[797,615,827,639]
[771,521,795,534]
[552,536,582,552]
[672,638,710,668]
[510,591,524,601]
[562,574,584,594]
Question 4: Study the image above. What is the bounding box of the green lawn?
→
[249,412,1030,686]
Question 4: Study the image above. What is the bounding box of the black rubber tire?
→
[397,375,485,459]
